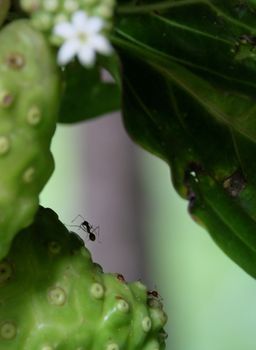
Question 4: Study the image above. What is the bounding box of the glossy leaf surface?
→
[58,59,121,124]
[113,0,256,277]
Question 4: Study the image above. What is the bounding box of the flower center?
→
[77,31,88,43]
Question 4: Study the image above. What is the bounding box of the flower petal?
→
[77,46,96,66]
[53,22,75,39]
[90,35,113,55]
[86,17,104,33]
[57,40,79,65]
[72,10,88,30]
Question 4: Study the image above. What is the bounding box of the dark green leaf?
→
[58,60,121,124]
[113,0,256,277]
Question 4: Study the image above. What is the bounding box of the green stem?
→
[116,0,204,14]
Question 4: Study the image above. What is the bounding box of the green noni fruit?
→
[0,20,60,259]
[0,0,10,26]
[0,206,168,349]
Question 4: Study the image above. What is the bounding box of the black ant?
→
[148,289,164,301]
[147,290,160,299]
[116,273,126,283]
[67,215,100,242]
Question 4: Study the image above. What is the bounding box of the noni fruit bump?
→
[0,20,60,259]
[0,206,168,349]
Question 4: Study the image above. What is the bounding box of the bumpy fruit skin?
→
[20,0,115,38]
[0,206,167,349]
[0,20,60,259]
[0,0,10,26]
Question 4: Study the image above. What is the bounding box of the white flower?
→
[53,11,113,66]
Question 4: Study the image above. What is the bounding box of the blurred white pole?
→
[77,112,148,281]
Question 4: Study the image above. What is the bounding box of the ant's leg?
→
[65,224,83,233]
[65,224,80,229]
[71,214,86,223]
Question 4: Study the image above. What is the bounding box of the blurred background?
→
[41,112,256,350]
